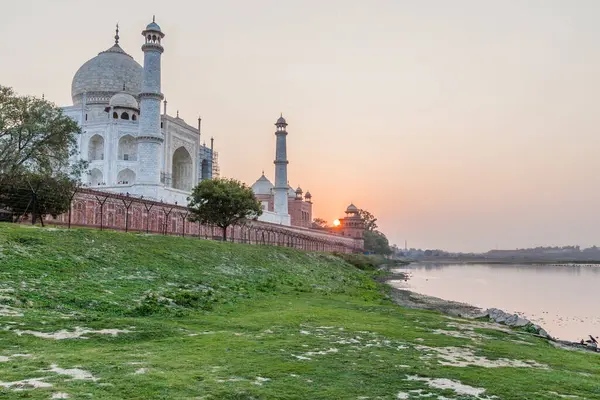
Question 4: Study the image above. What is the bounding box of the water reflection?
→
[390,263,600,341]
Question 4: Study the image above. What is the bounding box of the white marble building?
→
[63,19,217,204]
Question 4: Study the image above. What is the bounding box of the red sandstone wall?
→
[45,189,362,253]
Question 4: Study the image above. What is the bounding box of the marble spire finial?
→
[115,23,120,44]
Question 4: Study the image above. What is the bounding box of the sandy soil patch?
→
[253,377,270,386]
[0,305,23,317]
[48,364,97,381]
[407,375,493,399]
[14,327,132,340]
[0,353,32,362]
[548,392,579,399]
[52,393,71,399]
[0,378,52,390]
[415,345,547,369]
[134,368,148,374]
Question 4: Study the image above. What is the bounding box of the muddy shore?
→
[378,269,483,317]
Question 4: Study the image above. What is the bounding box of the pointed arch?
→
[89,168,103,186]
[172,146,193,191]
[118,135,137,161]
[117,168,136,185]
[88,135,104,161]
[201,158,209,180]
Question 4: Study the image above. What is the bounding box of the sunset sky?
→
[2,0,600,252]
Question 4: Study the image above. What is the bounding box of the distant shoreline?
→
[403,259,600,266]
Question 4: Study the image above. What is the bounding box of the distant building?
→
[331,204,365,239]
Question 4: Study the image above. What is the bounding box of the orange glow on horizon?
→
[333,219,341,227]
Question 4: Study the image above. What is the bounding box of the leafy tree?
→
[357,208,378,232]
[0,86,81,183]
[364,230,392,255]
[188,178,262,241]
[0,172,77,225]
[312,217,329,229]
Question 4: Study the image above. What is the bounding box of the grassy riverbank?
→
[0,223,598,399]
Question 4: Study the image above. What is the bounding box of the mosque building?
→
[63,19,217,205]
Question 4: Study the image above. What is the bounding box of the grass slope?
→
[0,223,598,399]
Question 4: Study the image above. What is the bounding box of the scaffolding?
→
[212,151,220,178]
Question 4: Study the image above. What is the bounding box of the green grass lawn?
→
[0,223,598,399]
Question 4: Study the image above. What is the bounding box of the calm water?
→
[389,263,600,341]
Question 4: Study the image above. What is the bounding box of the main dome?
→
[71,44,143,106]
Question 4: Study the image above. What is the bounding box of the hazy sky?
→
[2,0,600,252]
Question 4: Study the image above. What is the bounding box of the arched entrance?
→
[172,147,193,191]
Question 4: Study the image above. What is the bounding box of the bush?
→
[334,253,409,271]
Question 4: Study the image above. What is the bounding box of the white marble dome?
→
[251,174,274,195]
[71,44,142,106]
[109,92,139,110]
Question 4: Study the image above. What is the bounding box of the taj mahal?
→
[63,18,314,228]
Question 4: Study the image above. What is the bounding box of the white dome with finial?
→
[251,172,274,195]
[71,25,142,106]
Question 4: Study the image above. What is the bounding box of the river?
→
[389,263,600,341]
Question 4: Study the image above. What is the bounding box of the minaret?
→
[136,17,165,189]
[273,114,289,217]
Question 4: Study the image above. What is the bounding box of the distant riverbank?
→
[410,258,600,266]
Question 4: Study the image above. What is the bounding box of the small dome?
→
[346,203,359,213]
[304,191,312,198]
[146,21,162,32]
[109,92,139,110]
[251,173,274,195]
[276,115,287,125]
[295,186,303,193]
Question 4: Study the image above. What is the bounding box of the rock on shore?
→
[476,308,551,339]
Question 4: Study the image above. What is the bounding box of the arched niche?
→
[88,135,104,161]
[118,135,137,161]
[89,168,103,186]
[201,159,209,180]
[172,146,193,191]
[117,168,136,185]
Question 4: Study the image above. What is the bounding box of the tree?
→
[357,208,378,232]
[364,230,392,255]
[0,86,81,183]
[188,178,262,241]
[312,217,329,229]
[0,172,77,225]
